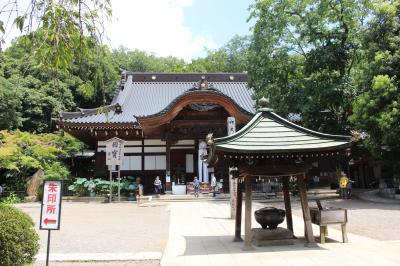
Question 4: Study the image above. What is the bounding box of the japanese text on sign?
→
[227,117,236,135]
[106,137,125,166]
[40,181,62,230]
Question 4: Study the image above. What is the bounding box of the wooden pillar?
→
[233,179,243,242]
[298,172,316,247]
[165,139,171,192]
[243,177,253,250]
[282,176,293,233]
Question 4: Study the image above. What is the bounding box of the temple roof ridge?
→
[58,72,255,125]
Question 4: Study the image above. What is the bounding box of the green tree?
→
[0,36,120,131]
[350,1,400,173]
[248,0,371,134]
[190,35,250,72]
[0,77,22,129]
[112,47,188,73]
[0,0,112,71]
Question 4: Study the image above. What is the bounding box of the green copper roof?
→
[214,109,351,153]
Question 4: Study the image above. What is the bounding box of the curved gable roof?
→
[60,73,255,125]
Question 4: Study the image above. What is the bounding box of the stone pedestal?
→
[251,227,294,246]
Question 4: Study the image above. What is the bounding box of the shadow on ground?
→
[182,235,326,256]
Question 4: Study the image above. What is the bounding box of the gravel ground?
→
[16,197,400,265]
[16,201,169,266]
[35,260,160,266]
[255,197,400,241]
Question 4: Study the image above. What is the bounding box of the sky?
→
[106,0,254,61]
[1,0,254,61]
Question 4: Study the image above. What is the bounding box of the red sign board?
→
[40,181,62,230]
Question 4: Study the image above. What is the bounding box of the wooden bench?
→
[310,200,348,244]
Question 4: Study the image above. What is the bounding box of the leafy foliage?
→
[0,203,40,266]
[247,0,400,177]
[0,0,112,72]
[349,1,400,169]
[0,130,85,192]
[68,177,120,196]
[248,0,372,134]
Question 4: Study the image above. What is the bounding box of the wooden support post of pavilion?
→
[298,172,317,246]
[233,179,243,242]
[282,176,293,233]
[243,176,254,250]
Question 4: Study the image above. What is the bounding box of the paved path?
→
[17,197,400,265]
[17,202,169,265]
[309,198,400,241]
[161,201,400,266]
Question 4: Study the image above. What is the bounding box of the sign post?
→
[227,117,237,219]
[40,180,62,266]
[105,137,125,203]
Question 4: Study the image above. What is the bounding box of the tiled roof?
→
[214,109,351,153]
[60,73,256,125]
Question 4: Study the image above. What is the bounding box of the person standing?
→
[154,176,162,197]
[339,173,349,199]
[346,179,355,199]
[211,174,217,197]
[193,177,200,198]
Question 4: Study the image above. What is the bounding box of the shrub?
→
[68,178,119,196]
[68,177,88,196]
[0,192,22,204]
[0,203,40,266]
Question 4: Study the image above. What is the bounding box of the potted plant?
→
[121,176,137,200]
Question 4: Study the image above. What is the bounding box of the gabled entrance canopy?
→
[206,97,352,249]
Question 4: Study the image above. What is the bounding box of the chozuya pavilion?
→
[57,72,255,193]
[206,97,352,248]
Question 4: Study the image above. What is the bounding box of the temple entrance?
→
[168,139,229,195]
[158,103,240,195]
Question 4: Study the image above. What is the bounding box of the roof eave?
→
[215,142,352,154]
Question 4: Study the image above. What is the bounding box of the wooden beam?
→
[233,179,243,242]
[239,164,307,177]
[298,173,317,247]
[282,176,293,233]
[243,177,253,250]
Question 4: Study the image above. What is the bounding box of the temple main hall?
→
[57,72,255,193]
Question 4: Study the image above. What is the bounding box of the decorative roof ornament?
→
[115,103,123,114]
[198,77,209,90]
[258,97,273,111]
